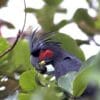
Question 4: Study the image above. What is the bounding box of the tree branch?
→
[0,0,27,58]
[89,36,100,46]
[0,31,21,58]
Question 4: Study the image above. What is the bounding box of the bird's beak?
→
[39,60,55,72]
[39,60,46,66]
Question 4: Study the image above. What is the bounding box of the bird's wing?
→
[53,50,81,79]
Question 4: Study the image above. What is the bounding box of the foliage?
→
[73,52,100,97]
[53,33,85,61]
[0,0,8,8]
[19,70,37,92]
[0,0,100,100]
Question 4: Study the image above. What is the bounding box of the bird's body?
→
[29,30,81,79]
[29,30,97,99]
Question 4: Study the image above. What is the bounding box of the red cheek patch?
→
[39,49,54,61]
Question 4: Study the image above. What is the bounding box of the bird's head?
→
[29,30,61,74]
[29,30,81,78]
[30,30,60,60]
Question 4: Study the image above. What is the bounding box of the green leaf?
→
[43,0,62,6]
[4,21,15,29]
[19,81,61,100]
[87,52,100,85]
[95,17,100,32]
[0,37,9,53]
[43,87,61,100]
[73,8,94,27]
[73,58,93,97]
[18,93,33,100]
[73,8,95,36]
[73,67,90,97]
[26,1,64,32]
[73,52,100,97]
[0,19,15,29]
[19,70,37,92]
[35,73,53,87]
[0,39,33,75]
[31,87,61,100]
[11,40,32,72]
[36,6,56,31]
[58,72,77,94]
[54,20,67,31]
[0,53,13,74]
[53,33,85,61]
[0,38,14,74]
[80,55,95,70]
[25,8,37,13]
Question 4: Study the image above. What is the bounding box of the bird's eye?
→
[64,56,71,60]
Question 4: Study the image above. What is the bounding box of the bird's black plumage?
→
[29,30,97,98]
[29,30,81,78]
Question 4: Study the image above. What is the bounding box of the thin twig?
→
[0,31,21,58]
[21,0,27,32]
[0,0,27,58]
[89,36,100,46]
[92,37,100,46]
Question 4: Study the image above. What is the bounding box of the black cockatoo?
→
[29,30,81,79]
[29,30,97,99]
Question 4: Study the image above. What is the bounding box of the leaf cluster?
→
[0,0,100,100]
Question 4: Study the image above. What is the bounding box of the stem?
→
[89,36,100,46]
[0,0,27,58]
